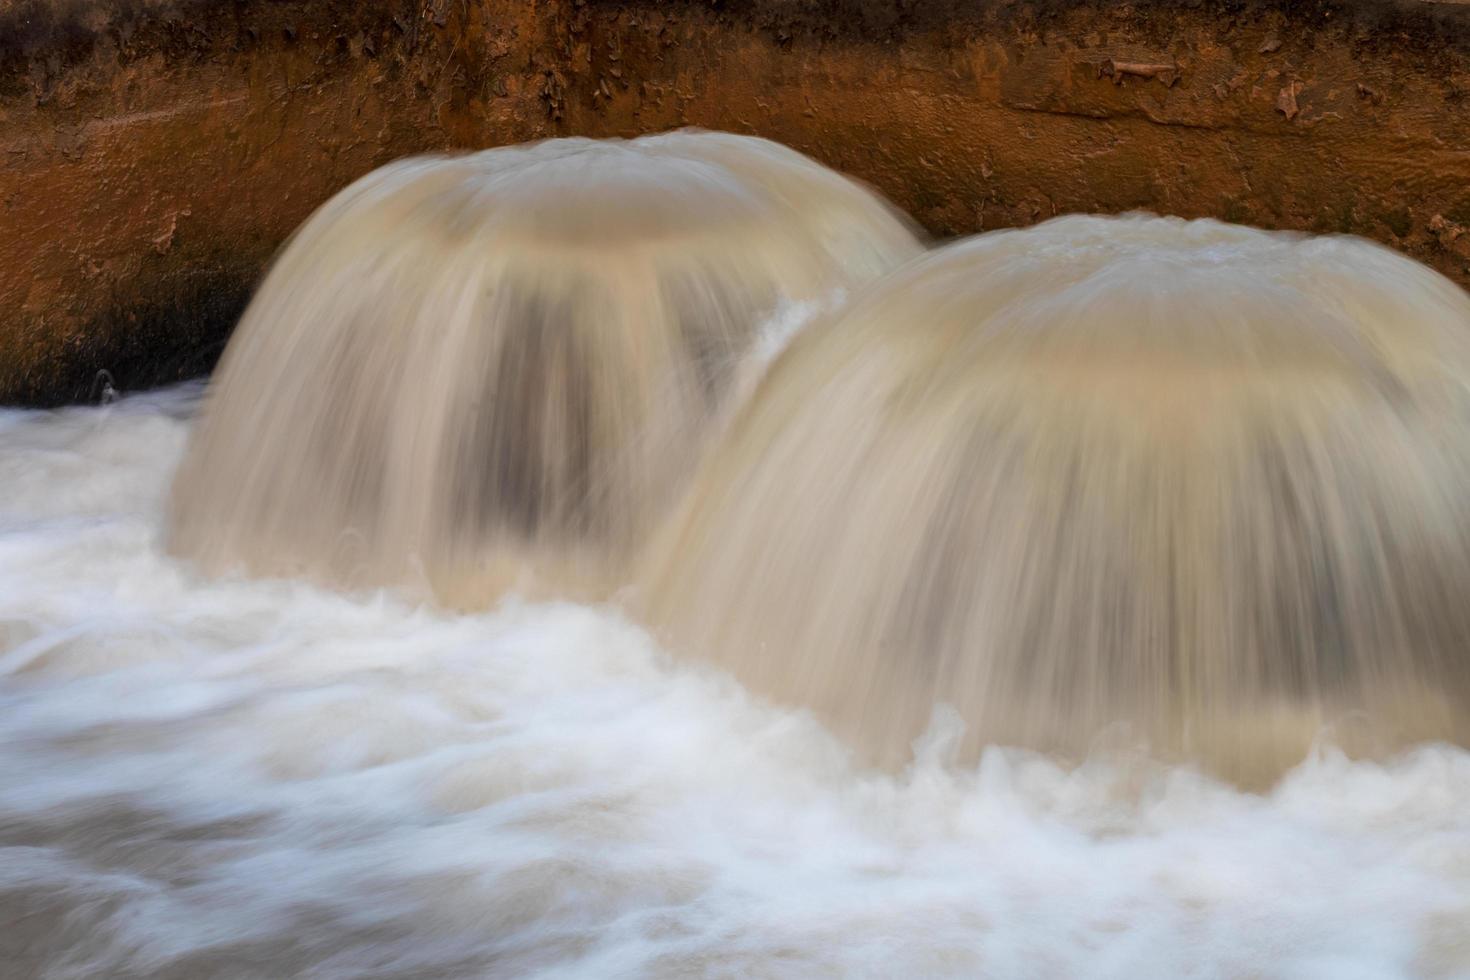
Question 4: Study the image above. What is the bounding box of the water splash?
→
[90,370,118,405]
[638,214,1470,782]
[2,389,1469,977]
[169,130,920,603]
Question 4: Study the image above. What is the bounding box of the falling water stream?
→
[2,389,1468,977]
[169,132,920,604]
[642,215,1470,783]
[5,133,1470,977]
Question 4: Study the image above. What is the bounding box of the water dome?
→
[170,130,921,602]
[639,214,1470,780]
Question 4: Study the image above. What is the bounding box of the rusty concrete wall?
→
[562,0,1470,266]
[0,0,560,404]
[5,0,1470,404]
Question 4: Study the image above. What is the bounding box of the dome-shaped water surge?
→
[638,214,1470,781]
[169,130,920,601]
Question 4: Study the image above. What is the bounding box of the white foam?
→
[1,387,1468,978]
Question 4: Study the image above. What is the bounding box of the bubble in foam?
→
[169,130,921,602]
[638,213,1470,782]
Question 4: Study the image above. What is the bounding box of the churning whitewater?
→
[3,387,1470,978]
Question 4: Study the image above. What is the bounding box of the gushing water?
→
[3,388,1469,977]
[169,131,920,603]
[13,128,1470,972]
[640,214,1470,782]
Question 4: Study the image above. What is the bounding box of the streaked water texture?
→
[641,214,1470,780]
[170,131,919,604]
[2,389,1468,977]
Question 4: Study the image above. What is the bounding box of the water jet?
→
[639,213,1470,781]
[169,130,920,601]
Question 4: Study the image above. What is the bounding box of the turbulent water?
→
[15,125,1470,974]
[170,131,919,605]
[0,388,1468,977]
[643,215,1470,782]
[0,387,1467,977]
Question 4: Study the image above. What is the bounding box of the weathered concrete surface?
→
[0,0,556,404]
[563,0,1470,262]
[6,0,1470,403]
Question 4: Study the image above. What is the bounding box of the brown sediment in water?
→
[636,214,1470,784]
[8,0,1470,404]
[168,130,919,599]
